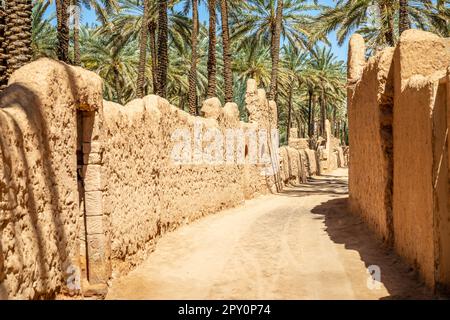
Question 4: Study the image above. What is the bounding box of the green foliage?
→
[28,0,449,145]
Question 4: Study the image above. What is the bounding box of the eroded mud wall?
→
[0,58,103,299]
[348,35,394,243]
[0,57,307,299]
[393,30,450,289]
[102,96,248,273]
[349,30,450,291]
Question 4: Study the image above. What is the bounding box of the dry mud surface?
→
[107,169,432,300]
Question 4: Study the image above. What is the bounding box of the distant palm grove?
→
[0,0,449,144]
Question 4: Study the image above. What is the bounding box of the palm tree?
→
[206,0,217,98]
[102,0,190,98]
[220,0,232,102]
[56,0,70,62]
[157,0,168,98]
[3,0,33,79]
[234,43,271,88]
[268,0,282,103]
[187,0,199,113]
[81,26,139,103]
[0,1,7,89]
[136,0,149,97]
[71,1,119,66]
[399,0,410,34]
[166,29,209,109]
[316,0,448,52]
[309,46,345,137]
[148,19,158,92]
[279,44,309,143]
[32,0,57,59]
[425,0,450,37]
[233,0,317,102]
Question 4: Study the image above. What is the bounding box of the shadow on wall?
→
[310,198,433,300]
[0,83,71,299]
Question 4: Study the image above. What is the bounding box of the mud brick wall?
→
[0,60,304,298]
[348,30,450,292]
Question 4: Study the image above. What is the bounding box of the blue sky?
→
[45,0,348,62]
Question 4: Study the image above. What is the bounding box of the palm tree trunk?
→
[4,0,32,77]
[286,83,293,144]
[220,0,233,102]
[207,0,217,98]
[148,21,158,94]
[295,115,301,138]
[56,0,70,63]
[188,0,199,115]
[320,92,326,137]
[0,3,7,89]
[312,95,317,138]
[114,66,123,105]
[157,0,168,98]
[137,0,149,98]
[73,8,81,66]
[332,106,337,136]
[399,0,410,35]
[379,2,395,46]
[308,89,314,138]
[268,0,283,103]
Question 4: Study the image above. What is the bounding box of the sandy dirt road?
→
[107,169,432,300]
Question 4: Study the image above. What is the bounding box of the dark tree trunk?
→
[295,115,301,138]
[332,106,337,136]
[312,95,317,138]
[307,89,314,138]
[72,2,81,66]
[73,19,81,65]
[148,21,158,94]
[268,0,283,104]
[220,0,233,102]
[0,3,7,89]
[188,0,199,115]
[320,91,326,137]
[56,0,70,62]
[286,83,293,144]
[4,0,32,80]
[157,0,168,98]
[114,67,123,105]
[137,0,149,98]
[399,0,411,35]
[207,0,217,98]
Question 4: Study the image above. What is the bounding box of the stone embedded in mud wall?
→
[348,29,450,292]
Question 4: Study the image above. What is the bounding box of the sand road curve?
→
[107,169,432,300]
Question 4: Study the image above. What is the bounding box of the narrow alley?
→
[107,169,431,300]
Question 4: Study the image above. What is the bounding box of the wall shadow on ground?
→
[311,197,434,300]
[280,176,348,197]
